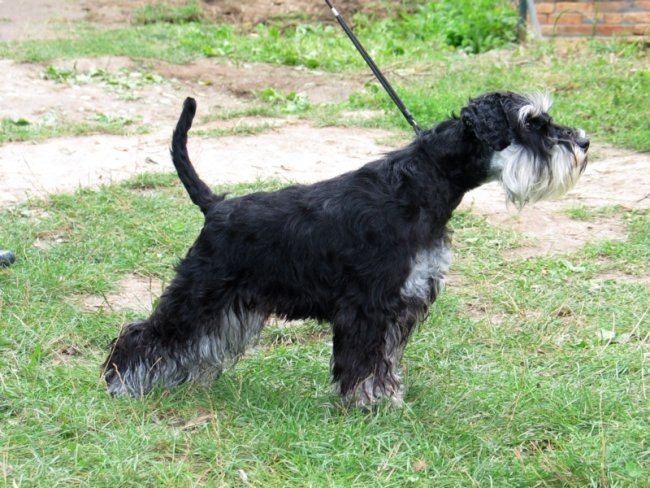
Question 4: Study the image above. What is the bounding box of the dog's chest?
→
[400,238,452,302]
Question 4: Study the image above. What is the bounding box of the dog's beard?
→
[491,141,587,209]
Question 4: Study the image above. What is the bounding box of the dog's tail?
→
[171,97,223,214]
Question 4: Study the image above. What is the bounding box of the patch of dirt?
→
[0,123,393,205]
[0,56,362,131]
[593,271,650,286]
[0,53,379,205]
[0,0,86,42]
[79,273,163,312]
[81,0,377,27]
[33,229,69,250]
[462,300,508,325]
[0,58,242,127]
[51,345,82,365]
[152,58,363,105]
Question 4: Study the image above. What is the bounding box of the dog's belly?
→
[400,237,452,304]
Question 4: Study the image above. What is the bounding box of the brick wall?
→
[533,0,650,37]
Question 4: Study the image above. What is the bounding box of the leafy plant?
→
[258,88,311,114]
[42,65,166,100]
[405,0,518,53]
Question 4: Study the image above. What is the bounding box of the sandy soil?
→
[1,0,648,310]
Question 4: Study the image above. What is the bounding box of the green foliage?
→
[400,0,518,53]
[258,88,311,114]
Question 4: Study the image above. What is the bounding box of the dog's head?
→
[461,92,589,208]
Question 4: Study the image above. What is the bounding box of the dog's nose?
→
[576,137,590,152]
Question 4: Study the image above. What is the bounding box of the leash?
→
[324,0,423,137]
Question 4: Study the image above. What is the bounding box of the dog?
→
[103,93,589,407]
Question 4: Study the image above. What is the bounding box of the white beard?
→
[491,137,587,208]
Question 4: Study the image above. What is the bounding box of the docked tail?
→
[171,97,223,214]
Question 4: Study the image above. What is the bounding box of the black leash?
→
[324,0,423,137]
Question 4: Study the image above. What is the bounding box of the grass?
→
[132,0,203,26]
[0,114,147,144]
[192,123,276,138]
[1,177,648,485]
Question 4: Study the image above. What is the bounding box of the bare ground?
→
[82,0,382,27]
[1,0,648,310]
[0,0,86,42]
[77,273,164,312]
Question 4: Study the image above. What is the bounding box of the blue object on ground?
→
[0,250,16,268]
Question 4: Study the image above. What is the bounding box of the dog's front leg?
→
[330,306,407,408]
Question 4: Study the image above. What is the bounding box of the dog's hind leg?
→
[103,289,268,397]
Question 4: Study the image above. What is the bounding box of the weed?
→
[258,88,311,114]
[42,64,166,100]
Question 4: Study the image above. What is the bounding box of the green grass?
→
[193,123,276,138]
[565,205,625,221]
[132,0,203,26]
[0,114,147,144]
[1,178,648,485]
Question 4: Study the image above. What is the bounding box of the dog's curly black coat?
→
[103,93,589,406]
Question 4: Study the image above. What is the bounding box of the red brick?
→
[596,12,625,23]
[635,1,650,10]
[542,24,597,35]
[552,12,589,24]
[621,12,650,23]
[596,24,635,35]
[555,2,594,12]
[536,13,550,24]
[535,2,556,14]
[595,11,650,23]
[594,1,632,12]
[541,25,556,35]
[633,23,650,34]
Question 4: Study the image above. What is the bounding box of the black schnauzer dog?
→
[103,93,589,407]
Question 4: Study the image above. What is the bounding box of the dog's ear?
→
[460,93,512,151]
